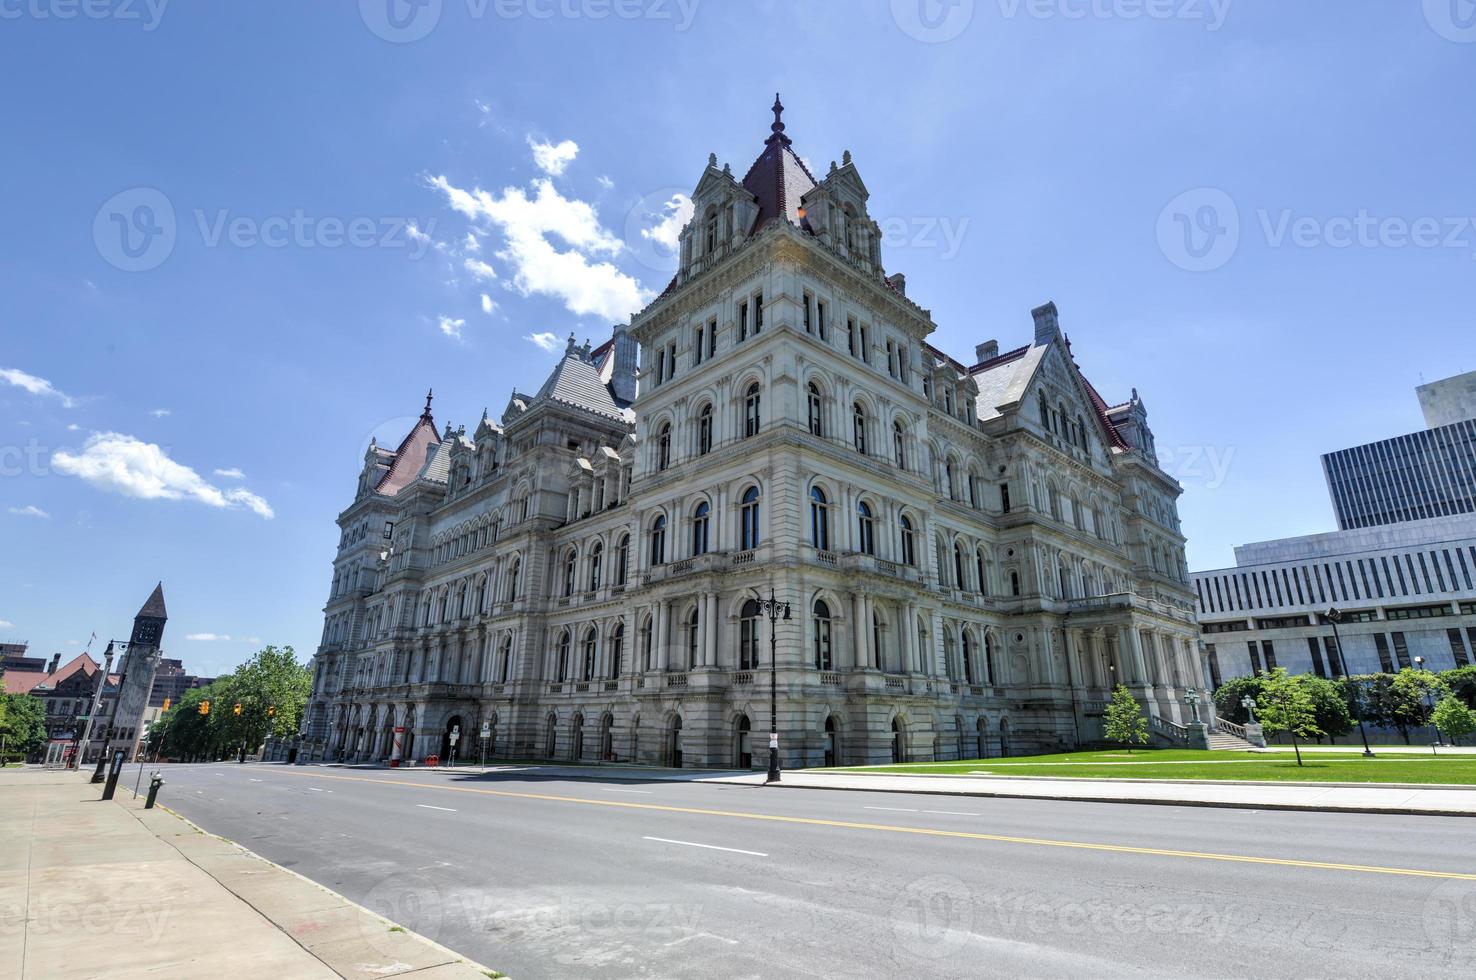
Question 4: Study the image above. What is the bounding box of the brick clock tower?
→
[108,583,167,761]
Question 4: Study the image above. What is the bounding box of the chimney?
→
[975,340,999,363]
[609,325,639,407]
[886,272,906,296]
[1032,301,1062,348]
[49,653,60,674]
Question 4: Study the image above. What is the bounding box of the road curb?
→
[731,779,1476,818]
[810,771,1476,791]
[112,789,502,977]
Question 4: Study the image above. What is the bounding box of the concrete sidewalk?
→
[720,770,1476,816]
[0,768,499,979]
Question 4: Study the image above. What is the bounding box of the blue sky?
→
[2,1,1473,675]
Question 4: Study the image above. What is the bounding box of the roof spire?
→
[766,92,791,148]
[421,388,434,422]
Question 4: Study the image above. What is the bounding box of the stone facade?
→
[302,102,1201,768]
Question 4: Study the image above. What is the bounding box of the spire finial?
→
[766,92,791,148]
[422,388,434,421]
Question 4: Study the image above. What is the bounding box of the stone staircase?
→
[1208,731,1258,751]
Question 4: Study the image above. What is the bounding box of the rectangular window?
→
[1385,603,1452,621]
[655,349,666,385]
[694,324,705,365]
[1247,641,1264,674]
[739,301,749,341]
[754,292,763,333]
[803,291,813,333]
[1391,631,1412,669]
[1448,628,1471,667]
[817,300,827,340]
[1201,621,1250,634]
[1000,483,1010,514]
[859,325,870,363]
[1375,634,1394,672]
[887,340,897,378]
[1256,615,1309,630]
[1206,645,1222,688]
[1262,640,1278,671]
[1307,637,1327,678]
[847,317,857,356]
[667,343,676,379]
[1323,636,1342,677]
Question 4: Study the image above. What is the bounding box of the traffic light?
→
[267,706,276,717]
[233,703,242,717]
[162,697,171,711]
[199,700,210,716]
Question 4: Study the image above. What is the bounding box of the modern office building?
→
[1196,372,1476,683]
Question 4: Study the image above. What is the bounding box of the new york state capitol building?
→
[302,101,1205,768]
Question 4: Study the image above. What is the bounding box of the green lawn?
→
[826,748,1476,784]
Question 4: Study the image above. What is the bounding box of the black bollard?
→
[144,773,164,809]
[101,749,126,800]
[91,752,108,783]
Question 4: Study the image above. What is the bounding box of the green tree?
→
[1103,684,1149,752]
[1257,668,1321,766]
[1439,664,1476,710]
[1296,675,1353,743]
[1431,695,1476,746]
[0,693,48,760]
[1389,667,1450,742]
[151,646,310,761]
[1211,674,1266,725]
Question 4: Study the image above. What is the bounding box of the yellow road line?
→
[247,767,1476,881]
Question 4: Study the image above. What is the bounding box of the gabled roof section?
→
[375,390,442,497]
[5,653,101,694]
[1080,375,1132,450]
[533,338,625,422]
[740,94,817,233]
[970,345,1046,423]
[137,582,166,620]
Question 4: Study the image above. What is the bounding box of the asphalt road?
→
[152,762,1476,979]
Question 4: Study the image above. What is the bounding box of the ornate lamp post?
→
[1240,695,1256,723]
[1323,607,1375,757]
[751,587,790,783]
[1414,656,1442,750]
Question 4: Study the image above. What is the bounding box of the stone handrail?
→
[1214,717,1250,740]
[1149,713,1190,744]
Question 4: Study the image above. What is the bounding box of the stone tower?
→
[109,583,167,760]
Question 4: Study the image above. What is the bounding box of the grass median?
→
[825,748,1476,784]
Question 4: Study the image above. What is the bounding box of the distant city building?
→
[1,644,48,675]
[1195,374,1476,684]
[1321,371,1476,531]
[149,658,214,708]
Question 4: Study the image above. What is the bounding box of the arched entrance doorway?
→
[823,716,837,767]
[976,718,989,761]
[890,718,904,763]
[440,715,463,763]
[572,714,585,761]
[999,717,1012,757]
[600,715,614,761]
[544,713,558,758]
[485,712,497,758]
[669,716,683,768]
[736,715,752,769]
[630,714,641,764]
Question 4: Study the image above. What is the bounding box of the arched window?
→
[657,422,671,471]
[740,486,760,550]
[562,549,577,597]
[810,487,830,550]
[857,500,875,556]
[506,557,520,601]
[963,632,975,684]
[691,501,710,556]
[852,402,867,454]
[893,420,906,468]
[582,628,597,681]
[807,383,823,436]
[588,541,603,591]
[640,615,653,671]
[499,634,512,683]
[609,623,625,678]
[943,632,956,680]
[984,633,997,685]
[969,473,980,509]
[899,514,916,566]
[744,383,761,437]
[704,206,717,253]
[975,548,988,596]
[615,534,629,585]
[685,606,700,669]
[557,630,571,681]
[697,404,713,456]
[1010,570,1021,596]
[739,599,760,670]
[945,460,956,500]
[650,514,666,565]
[812,600,832,670]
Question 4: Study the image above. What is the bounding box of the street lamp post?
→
[1241,696,1256,723]
[1186,688,1202,724]
[1324,607,1374,757]
[74,642,118,770]
[752,588,790,784]
[1414,656,1442,751]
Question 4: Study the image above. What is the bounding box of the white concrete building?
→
[302,98,1202,768]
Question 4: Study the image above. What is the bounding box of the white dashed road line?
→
[642,836,767,857]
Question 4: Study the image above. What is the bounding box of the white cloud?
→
[66,423,80,431]
[0,619,13,628]
[8,505,49,518]
[596,175,614,190]
[52,432,275,519]
[438,315,466,339]
[480,293,496,315]
[429,174,651,322]
[525,332,561,352]
[641,192,695,252]
[406,221,432,244]
[463,232,481,252]
[527,136,579,176]
[186,632,231,642]
[1,367,75,408]
[464,257,497,281]
[213,467,245,479]
[150,408,171,418]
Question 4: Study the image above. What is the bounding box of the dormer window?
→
[704,206,718,254]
